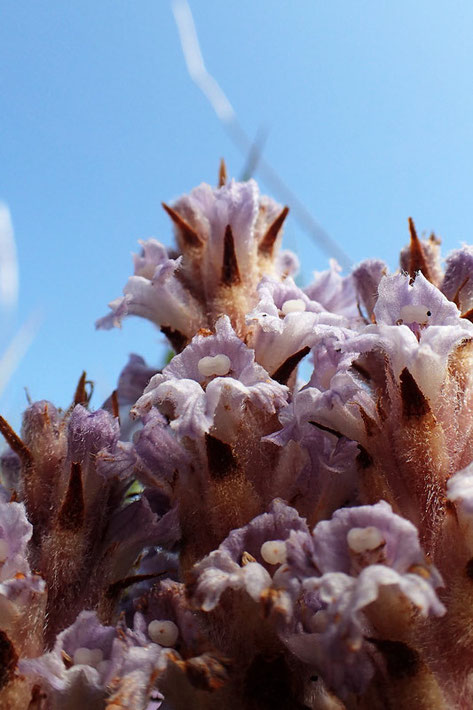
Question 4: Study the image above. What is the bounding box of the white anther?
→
[148,619,179,647]
[73,647,94,666]
[347,526,384,554]
[260,540,287,565]
[197,354,231,377]
[309,609,330,633]
[0,539,8,563]
[399,304,431,324]
[281,299,306,315]
[89,648,104,667]
[97,660,110,676]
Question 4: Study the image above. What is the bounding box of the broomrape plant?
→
[1,170,473,709]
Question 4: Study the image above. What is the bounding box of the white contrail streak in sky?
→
[172,0,235,123]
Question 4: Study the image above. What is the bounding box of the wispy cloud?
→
[0,203,19,310]
[0,310,42,399]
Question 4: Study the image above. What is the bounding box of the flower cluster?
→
[1,172,473,708]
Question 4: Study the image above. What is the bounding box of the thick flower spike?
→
[5,175,473,708]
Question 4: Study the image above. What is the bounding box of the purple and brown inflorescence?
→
[2,168,473,708]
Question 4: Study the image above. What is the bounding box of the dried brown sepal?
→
[111,390,120,420]
[218,158,227,187]
[271,346,310,385]
[0,630,18,689]
[160,325,188,353]
[57,462,84,531]
[73,371,94,407]
[205,434,236,480]
[0,416,34,469]
[407,217,431,282]
[162,202,203,248]
[259,206,290,256]
[400,368,430,419]
[221,224,241,286]
[74,371,87,406]
[173,653,231,691]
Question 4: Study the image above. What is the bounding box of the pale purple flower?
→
[96,240,202,344]
[351,258,387,320]
[284,502,445,695]
[192,499,308,615]
[442,245,473,314]
[132,316,288,441]
[304,259,359,318]
[246,276,346,380]
[0,499,46,658]
[20,611,166,710]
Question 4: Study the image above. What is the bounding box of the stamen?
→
[0,539,8,563]
[198,354,231,377]
[148,619,179,647]
[260,540,287,565]
[399,304,431,324]
[281,299,306,315]
[347,526,384,553]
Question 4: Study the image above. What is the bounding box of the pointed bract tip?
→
[73,371,91,407]
[111,390,120,420]
[407,217,431,282]
[162,202,203,248]
[0,415,33,467]
[221,224,241,286]
[205,434,236,479]
[57,462,85,531]
[271,346,310,385]
[218,158,227,187]
[259,206,289,256]
[400,368,430,418]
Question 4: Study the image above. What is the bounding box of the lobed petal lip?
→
[192,500,309,612]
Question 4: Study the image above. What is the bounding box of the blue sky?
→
[1,1,473,428]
